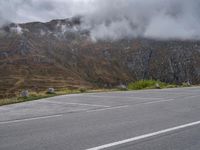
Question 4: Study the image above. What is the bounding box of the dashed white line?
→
[87,105,129,113]
[86,120,200,150]
[0,114,62,125]
[86,99,175,113]
[84,95,163,100]
[135,99,175,105]
[63,102,110,108]
[43,101,110,108]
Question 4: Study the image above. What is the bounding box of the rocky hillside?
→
[0,17,200,97]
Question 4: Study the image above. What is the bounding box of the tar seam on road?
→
[86,120,200,150]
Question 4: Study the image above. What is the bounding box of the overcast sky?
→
[1,0,200,40]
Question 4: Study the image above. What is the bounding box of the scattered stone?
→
[21,90,29,98]
[155,83,161,89]
[47,88,55,94]
[187,81,191,86]
[182,81,192,87]
[117,84,128,91]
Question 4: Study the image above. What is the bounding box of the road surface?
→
[0,87,200,150]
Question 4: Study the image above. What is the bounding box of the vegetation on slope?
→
[0,88,117,106]
[0,80,193,106]
[128,80,177,90]
[0,89,80,106]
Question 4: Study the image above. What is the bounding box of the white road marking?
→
[84,95,163,100]
[86,99,175,113]
[86,120,200,150]
[134,99,175,105]
[0,114,62,125]
[43,101,110,108]
[0,98,190,125]
[87,105,129,112]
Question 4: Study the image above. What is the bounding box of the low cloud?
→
[1,0,200,40]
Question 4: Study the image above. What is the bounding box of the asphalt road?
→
[0,87,200,150]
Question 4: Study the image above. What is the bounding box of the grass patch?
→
[128,80,177,90]
[0,88,117,106]
[0,82,194,106]
[0,94,58,106]
[0,89,82,106]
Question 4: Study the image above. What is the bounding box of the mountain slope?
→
[0,18,200,97]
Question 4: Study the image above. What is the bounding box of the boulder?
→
[187,81,191,86]
[117,84,128,90]
[21,90,29,97]
[47,88,55,94]
[155,83,161,89]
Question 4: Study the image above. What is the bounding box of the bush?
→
[79,88,87,93]
[128,80,171,90]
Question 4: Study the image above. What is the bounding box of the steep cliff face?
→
[0,18,200,97]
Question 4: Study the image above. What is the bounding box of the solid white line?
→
[43,101,110,108]
[0,114,62,125]
[86,120,200,150]
[87,105,129,113]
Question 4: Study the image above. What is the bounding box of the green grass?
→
[128,80,177,90]
[0,88,118,106]
[0,81,193,106]
[0,89,82,106]
[0,94,55,106]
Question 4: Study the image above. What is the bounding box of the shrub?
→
[79,88,87,93]
[128,80,172,90]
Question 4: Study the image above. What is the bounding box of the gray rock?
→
[187,81,191,86]
[21,90,29,97]
[47,88,55,94]
[155,83,161,89]
[117,84,128,90]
